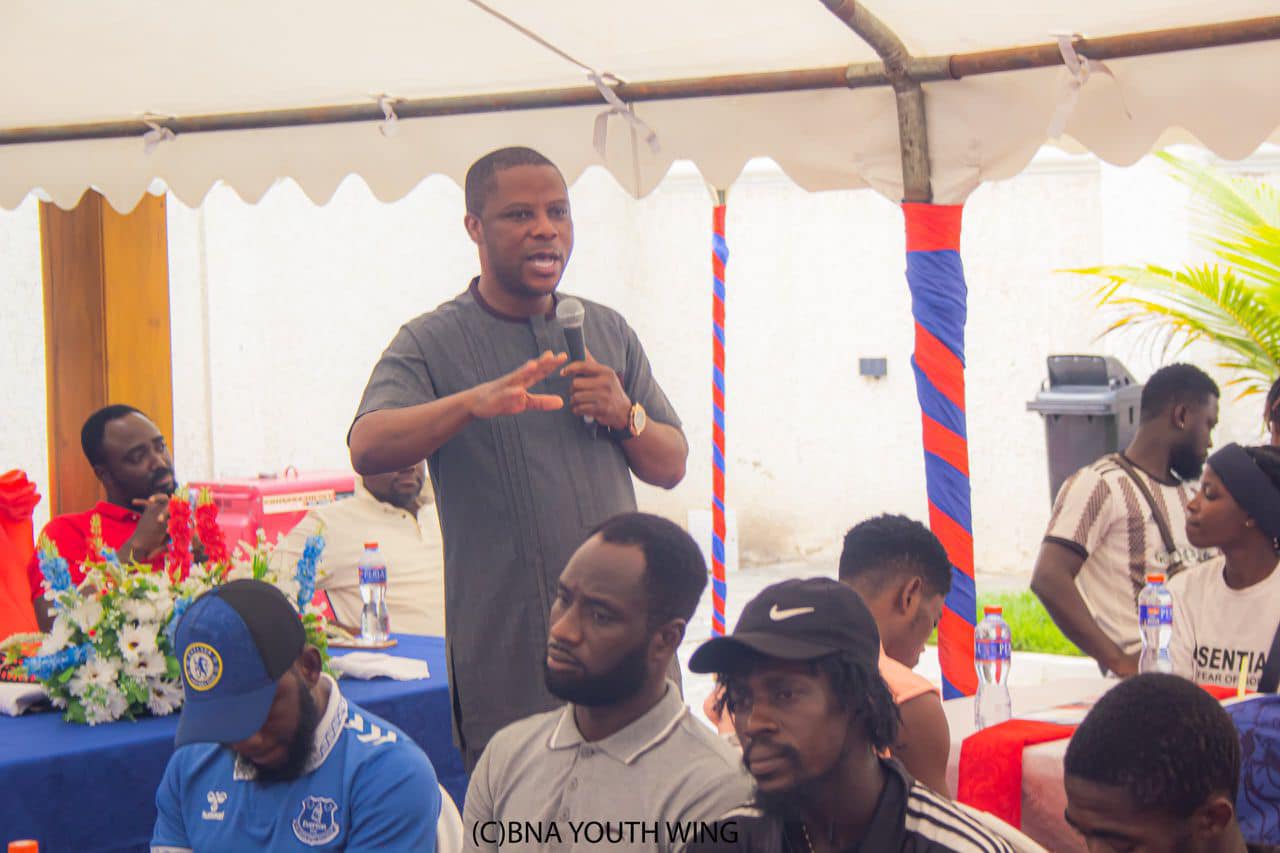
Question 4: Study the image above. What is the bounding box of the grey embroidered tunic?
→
[353,280,681,767]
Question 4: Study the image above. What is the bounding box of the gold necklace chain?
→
[800,822,815,853]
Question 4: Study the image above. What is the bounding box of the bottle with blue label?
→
[1138,573,1173,674]
[974,605,1013,730]
[358,541,390,644]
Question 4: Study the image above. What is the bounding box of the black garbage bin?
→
[1026,355,1143,504]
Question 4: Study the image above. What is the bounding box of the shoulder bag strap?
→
[1259,619,1280,694]
[1111,453,1185,573]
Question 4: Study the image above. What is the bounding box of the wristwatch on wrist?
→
[607,402,647,441]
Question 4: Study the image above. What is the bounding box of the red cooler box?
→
[188,470,356,550]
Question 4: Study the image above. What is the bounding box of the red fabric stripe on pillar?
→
[914,323,966,411]
[939,608,978,695]
[922,415,971,477]
[929,501,975,579]
[904,203,963,252]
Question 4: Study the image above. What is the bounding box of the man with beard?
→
[1064,673,1278,853]
[348,146,687,769]
[1032,363,1220,676]
[704,517,954,795]
[153,579,440,851]
[461,513,749,852]
[685,578,1016,852]
[28,405,179,630]
[270,461,445,636]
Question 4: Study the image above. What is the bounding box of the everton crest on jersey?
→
[151,685,442,851]
[293,795,341,846]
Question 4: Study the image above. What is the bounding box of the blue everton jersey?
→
[152,681,439,851]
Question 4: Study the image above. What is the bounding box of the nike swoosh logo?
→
[769,605,815,621]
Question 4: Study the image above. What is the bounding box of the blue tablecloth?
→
[0,634,466,852]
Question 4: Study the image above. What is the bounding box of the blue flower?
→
[24,642,95,680]
[165,596,193,646]
[39,552,72,593]
[295,535,325,609]
[100,548,120,565]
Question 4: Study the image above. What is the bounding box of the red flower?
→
[166,491,195,580]
[195,491,228,567]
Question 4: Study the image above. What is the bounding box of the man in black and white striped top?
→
[684,578,1033,852]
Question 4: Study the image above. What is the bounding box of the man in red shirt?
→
[29,405,177,629]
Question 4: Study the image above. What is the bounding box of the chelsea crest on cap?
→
[172,579,305,746]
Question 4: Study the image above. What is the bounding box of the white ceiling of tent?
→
[2,0,1277,210]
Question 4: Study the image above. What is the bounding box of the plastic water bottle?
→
[975,605,1013,730]
[357,542,390,644]
[1138,573,1173,674]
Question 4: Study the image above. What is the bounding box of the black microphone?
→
[556,297,587,363]
[555,297,593,424]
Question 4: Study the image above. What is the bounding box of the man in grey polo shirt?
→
[463,513,751,852]
[349,147,688,769]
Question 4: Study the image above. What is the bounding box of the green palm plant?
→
[1066,151,1280,400]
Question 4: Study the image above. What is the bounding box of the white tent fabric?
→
[3,0,1278,211]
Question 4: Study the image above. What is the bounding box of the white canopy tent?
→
[3,0,1279,211]
[5,0,1279,700]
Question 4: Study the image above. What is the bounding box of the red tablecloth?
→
[957,682,1247,829]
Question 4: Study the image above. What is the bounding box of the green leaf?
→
[120,675,149,705]
[1064,157,1280,400]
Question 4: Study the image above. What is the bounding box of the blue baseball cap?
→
[173,579,306,747]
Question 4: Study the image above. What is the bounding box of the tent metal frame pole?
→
[1,16,1276,150]
[819,0,931,202]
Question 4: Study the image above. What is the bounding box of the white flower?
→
[84,686,128,725]
[225,563,253,583]
[148,571,172,594]
[145,678,184,716]
[121,598,161,624]
[70,656,119,697]
[118,623,160,662]
[126,650,166,681]
[68,597,103,633]
[38,617,75,656]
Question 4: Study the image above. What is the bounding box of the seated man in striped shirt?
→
[686,578,1022,853]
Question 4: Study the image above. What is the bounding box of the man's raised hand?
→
[127,493,172,559]
[468,351,568,420]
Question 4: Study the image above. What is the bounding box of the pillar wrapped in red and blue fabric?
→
[710,202,728,636]
[904,202,977,699]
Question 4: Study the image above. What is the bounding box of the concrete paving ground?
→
[676,560,1096,724]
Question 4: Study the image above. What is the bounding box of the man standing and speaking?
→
[348,147,687,769]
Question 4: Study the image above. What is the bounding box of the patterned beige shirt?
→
[1044,454,1216,654]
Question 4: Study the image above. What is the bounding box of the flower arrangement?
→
[0,488,327,725]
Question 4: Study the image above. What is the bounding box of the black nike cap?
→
[688,577,881,674]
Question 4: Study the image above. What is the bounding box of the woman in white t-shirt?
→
[1169,443,1280,691]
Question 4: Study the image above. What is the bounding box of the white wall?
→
[0,198,48,530]
[3,150,1275,571]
